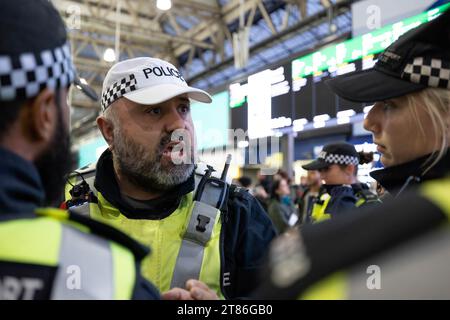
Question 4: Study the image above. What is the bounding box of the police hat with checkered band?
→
[0,0,97,102]
[101,57,212,112]
[326,8,450,103]
[302,142,360,171]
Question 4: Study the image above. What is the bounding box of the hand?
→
[161,279,219,300]
[186,279,219,300]
[161,287,194,300]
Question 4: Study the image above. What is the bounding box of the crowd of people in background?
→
[233,143,380,234]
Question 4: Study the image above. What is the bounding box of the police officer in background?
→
[64,57,276,299]
[253,8,450,299]
[0,0,162,300]
[302,142,379,223]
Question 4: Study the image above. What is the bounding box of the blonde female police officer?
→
[253,7,450,299]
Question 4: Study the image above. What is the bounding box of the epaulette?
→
[228,184,252,201]
[357,188,381,203]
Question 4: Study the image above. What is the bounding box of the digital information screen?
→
[291,3,449,122]
[229,65,292,136]
[191,90,229,150]
[229,66,290,109]
[227,3,450,134]
[230,100,248,132]
[78,136,107,168]
[292,4,449,79]
[247,69,273,139]
[293,57,370,121]
[271,62,292,120]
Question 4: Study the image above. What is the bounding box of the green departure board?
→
[292,4,450,80]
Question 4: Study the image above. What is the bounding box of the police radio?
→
[66,172,97,208]
[194,155,232,211]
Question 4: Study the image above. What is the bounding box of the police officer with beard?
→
[0,0,162,300]
[64,58,276,299]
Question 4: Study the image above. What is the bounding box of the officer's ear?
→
[21,88,58,144]
[345,164,356,177]
[97,113,114,149]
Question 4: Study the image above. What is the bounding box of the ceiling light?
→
[157,0,172,11]
[103,48,116,62]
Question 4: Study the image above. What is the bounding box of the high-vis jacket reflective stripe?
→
[170,200,221,289]
[51,224,115,299]
[0,208,136,300]
[355,197,366,207]
[302,227,450,299]
[311,194,331,223]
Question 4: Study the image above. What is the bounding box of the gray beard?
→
[112,127,195,192]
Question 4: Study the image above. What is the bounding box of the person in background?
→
[275,169,290,182]
[253,170,272,211]
[294,176,308,203]
[274,169,299,208]
[302,142,379,223]
[297,170,322,224]
[268,178,298,234]
[237,176,252,190]
[295,176,308,198]
[300,176,308,189]
[256,170,272,194]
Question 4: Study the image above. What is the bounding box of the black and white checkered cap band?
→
[319,152,359,166]
[101,74,137,111]
[0,42,75,101]
[402,57,450,90]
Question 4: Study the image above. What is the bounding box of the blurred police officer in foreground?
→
[253,8,450,299]
[302,142,379,223]
[0,0,161,300]
[63,57,276,299]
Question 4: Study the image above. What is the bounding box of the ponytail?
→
[358,151,374,165]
